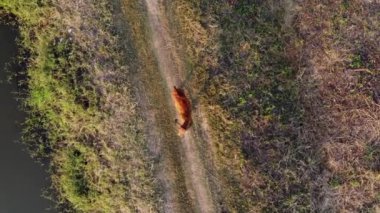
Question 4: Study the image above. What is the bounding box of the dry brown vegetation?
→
[294,1,380,211]
[164,0,379,211]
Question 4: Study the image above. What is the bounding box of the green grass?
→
[0,0,159,212]
[53,144,128,212]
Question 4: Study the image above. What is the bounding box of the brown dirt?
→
[143,0,218,212]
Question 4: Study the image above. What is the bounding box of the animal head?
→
[173,86,186,97]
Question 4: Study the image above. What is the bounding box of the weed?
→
[164,0,380,212]
[0,0,159,211]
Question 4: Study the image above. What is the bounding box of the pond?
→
[0,24,55,212]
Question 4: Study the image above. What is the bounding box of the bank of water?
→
[0,24,55,212]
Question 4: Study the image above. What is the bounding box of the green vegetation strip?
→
[0,0,159,212]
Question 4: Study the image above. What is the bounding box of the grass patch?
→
[164,0,379,212]
[164,0,305,211]
[0,0,159,212]
[53,144,127,212]
[295,0,379,211]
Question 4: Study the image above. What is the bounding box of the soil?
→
[143,0,219,212]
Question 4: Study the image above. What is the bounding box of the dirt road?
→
[143,0,218,212]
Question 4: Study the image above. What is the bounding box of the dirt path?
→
[144,0,218,212]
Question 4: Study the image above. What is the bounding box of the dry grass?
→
[164,0,379,212]
[163,0,252,211]
[294,0,380,211]
[116,0,196,211]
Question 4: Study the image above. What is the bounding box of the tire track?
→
[144,0,217,212]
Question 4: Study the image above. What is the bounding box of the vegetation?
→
[164,0,379,212]
[117,0,195,210]
[0,0,159,212]
[1,0,378,212]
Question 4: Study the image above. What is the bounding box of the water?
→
[0,24,55,212]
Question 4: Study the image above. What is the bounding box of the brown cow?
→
[171,86,192,136]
